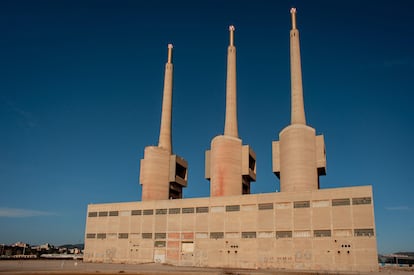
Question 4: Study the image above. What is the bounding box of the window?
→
[352,197,372,205]
[354,228,374,237]
[109,211,119,216]
[98,211,108,217]
[88,212,97,217]
[169,208,180,214]
[276,231,292,239]
[97,233,106,239]
[210,232,224,239]
[258,203,273,210]
[242,232,257,238]
[131,210,142,216]
[154,233,166,239]
[196,206,209,213]
[226,205,240,212]
[182,207,195,214]
[332,198,350,206]
[314,230,331,237]
[142,233,153,239]
[294,201,310,208]
[143,209,154,215]
[86,233,96,239]
[156,209,167,215]
[118,233,129,239]
[154,241,166,247]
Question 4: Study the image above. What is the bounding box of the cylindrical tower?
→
[206,26,256,197]
[272,8,326,192]
[140,44,188,201]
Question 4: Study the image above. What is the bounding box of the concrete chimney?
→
[272,8,327,192]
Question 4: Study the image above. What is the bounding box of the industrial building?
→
[84,9,378,272]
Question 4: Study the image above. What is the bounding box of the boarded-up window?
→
[354,228,374,237]
[156,208,167,215]
[293,231,311,238]
[120,210,130,216]
[225,232,240,238]
[312,200,330,207]
[118,233,129,239]
[98,211,108,217]
[169,208,180,214]
[241,204,255,211]
[226,205,240,212]
[211,206,225,213]
[258,203,273,210]
[275,202,291,209]
[131,210,142,216]
[143,209,154,215]
[196,206,209,213]
[182,207,195,214]
[88,212,97,217]
[332,198,350,206]
[258,231,274,238]
[195,232,208,239]
[352,197,372,205]
[109,211,119,216]
[142,233,153,239]
[242,232,256,238]
[181,242,194,253]
[210,232,224,239]
[276,231,292,239]
[294,201,310,208]
[108,233,117,239]
[314,230,331,237]
[334,229,352,237]
[86,233,96,239]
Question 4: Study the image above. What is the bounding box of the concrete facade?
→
[84,186,377,272]
[84,8,378,273]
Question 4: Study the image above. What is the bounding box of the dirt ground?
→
[0,260,413,275]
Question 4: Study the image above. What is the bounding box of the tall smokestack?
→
[158,44,174,152]
[272,8,326,192]
[140,44,188,201]
[224,25,238,138]
[290,8,306,125]
[205,25,256,197]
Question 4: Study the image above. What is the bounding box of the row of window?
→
[86,228,374,240]
[88,197,372,217]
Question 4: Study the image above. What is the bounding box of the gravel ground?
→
[0,260,413,275]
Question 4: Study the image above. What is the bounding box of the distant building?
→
[84,8,378,272]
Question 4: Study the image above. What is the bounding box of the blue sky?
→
[0,0,413,253]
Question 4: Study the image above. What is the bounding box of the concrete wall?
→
[84,186,377,272]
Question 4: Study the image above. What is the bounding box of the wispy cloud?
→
[4,99,38,128]
[0,208,56,218]
[385,206,411,211]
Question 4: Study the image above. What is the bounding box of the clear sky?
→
[1,0,413,253]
